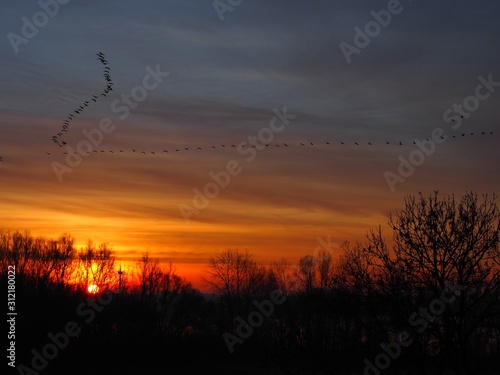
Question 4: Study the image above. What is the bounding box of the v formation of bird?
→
[6,52,483,163]
[51,52,113,148]
[42,131,494,157]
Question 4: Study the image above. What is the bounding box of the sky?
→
[1,0,499,291]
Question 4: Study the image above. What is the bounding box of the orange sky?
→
[1,1,499,292]
[2,114,497,290]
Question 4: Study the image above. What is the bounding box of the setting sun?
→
[87,284,99,294]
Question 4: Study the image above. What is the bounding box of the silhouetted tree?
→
[344,191,500,375]
[205,249,267,317]
[74,240,117,291]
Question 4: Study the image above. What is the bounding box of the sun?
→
[87,284,100,294]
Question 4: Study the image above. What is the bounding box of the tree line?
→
[1,191,499,375]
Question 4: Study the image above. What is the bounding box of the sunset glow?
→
[87,284,99,294]
[1,0,499,294]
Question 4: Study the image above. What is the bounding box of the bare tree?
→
[316,249,334,289]
[205,249,267,316]
[74,241,117,292]
[348,191,500,375]
[294,255,316,293]
[270,257,296,295]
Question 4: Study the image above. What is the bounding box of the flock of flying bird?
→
[51,52,113,147]
[41,131,495,156]
[0,52,496,164]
